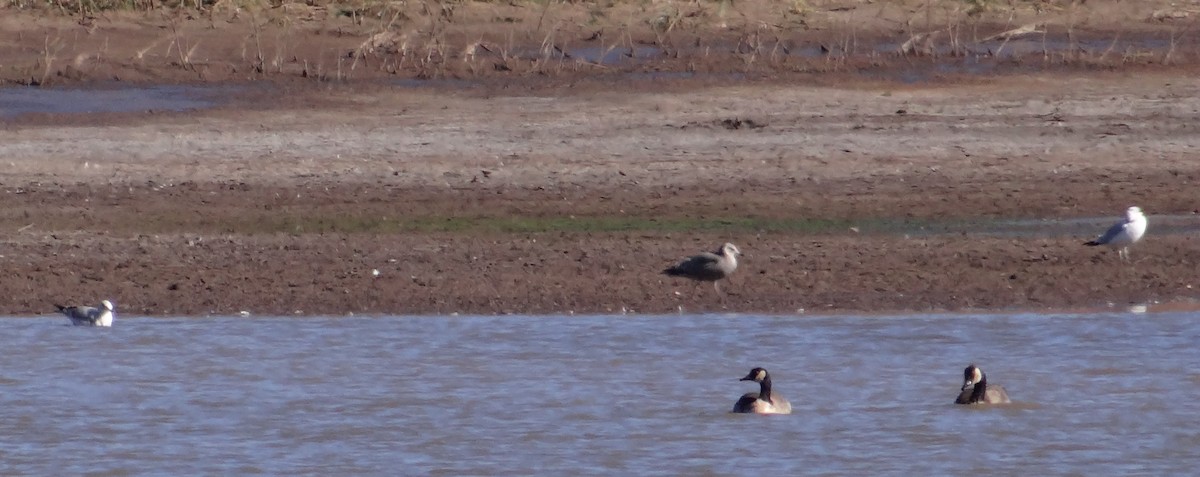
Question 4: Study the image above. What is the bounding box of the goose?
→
[55,300,115,327]
[1084,206,1147,261]
[662,242,740,297]
[955,364,1010,404]
[732,367,792,414]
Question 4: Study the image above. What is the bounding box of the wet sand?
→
[1,1,1198,315]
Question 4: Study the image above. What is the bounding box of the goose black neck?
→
[969,374,988,403]
[758,375,773,403]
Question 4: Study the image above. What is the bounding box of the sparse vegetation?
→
[0,0,1195,86]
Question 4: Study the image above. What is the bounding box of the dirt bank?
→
[2,0,1198,86]
[1,1,1199,316]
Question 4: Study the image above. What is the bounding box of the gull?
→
[1084,206,1147,261]
[662,242,741,297]
[55,300,115,327]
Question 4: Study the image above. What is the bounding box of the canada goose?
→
[55,300,115,327]
[955,364,1010,404]
[732,367,792,414]
[1084,206,1147,261]
[662,242,740,297]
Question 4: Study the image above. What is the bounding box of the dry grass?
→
[0,0,1196,86]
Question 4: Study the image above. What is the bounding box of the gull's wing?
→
[57,305,101,324]
[1091,220,1129,245]
[665,252,721,275]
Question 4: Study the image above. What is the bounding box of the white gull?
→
[55,299,115,327]
[1084,206,1147,261]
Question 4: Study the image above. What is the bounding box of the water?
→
[884,213,1200,238]
[0,85,227,118]
[1,312,1197,475]
[975,214,1200,238]
[512,45,662,64]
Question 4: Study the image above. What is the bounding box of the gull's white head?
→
[101,300,114,311]
[721,243,741,256]
[1126,206,1144,221]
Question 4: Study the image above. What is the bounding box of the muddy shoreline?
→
[2,0,1198,87]
[2,1,1199,316]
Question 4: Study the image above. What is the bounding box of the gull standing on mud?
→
[55,300,115,327]
[1084,206,1147,261]
[662,242,741,298]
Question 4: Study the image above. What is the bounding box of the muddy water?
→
[0,85,226,118]
[1,312,1197,475]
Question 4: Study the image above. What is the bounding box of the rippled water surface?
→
[2,312,1198,475]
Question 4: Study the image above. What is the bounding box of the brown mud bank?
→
[2,0,1200,86]
[1,1,1199,316]
[2,175,1200,316]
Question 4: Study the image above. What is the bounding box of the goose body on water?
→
[662,242,740,297]
[55,300,115,327]
[1084,206,1147,261]
[955,364,1010,405]
[732,367,792,415]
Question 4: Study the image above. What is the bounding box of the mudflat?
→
[2,0,1198,316]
